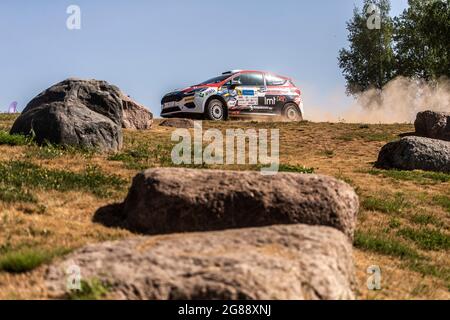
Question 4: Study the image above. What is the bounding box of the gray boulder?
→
[120,93,153,130]
[10,79,123,151]
[159,118,198,129]
[375,136,450,173]
[119,168,359,239]
[45,224,355,300]
[415,110,450,141]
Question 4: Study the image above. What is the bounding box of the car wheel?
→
[282,103,303,121]
[205,99,225,121]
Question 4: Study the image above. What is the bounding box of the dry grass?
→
[0,115,448,300]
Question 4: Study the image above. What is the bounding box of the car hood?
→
[176,83,219,93]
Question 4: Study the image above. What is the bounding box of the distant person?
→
[8,101,18,113]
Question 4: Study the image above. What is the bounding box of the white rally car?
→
[161,70,304,121]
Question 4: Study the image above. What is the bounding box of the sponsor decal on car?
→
[236,96,258,107]
[276,96,287,102]
[264,96,277,105]
[227,99,237,107]
[199,88,216,98]
[242,89,255,96]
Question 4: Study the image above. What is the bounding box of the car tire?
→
[205,99,225,121]
[282,103,303,121]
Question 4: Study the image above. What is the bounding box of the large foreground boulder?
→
[10,79,123,151]
[120,93,153,130]
[45,224,355,300]
[117,168,358,239]
[375,136,450,173]
[415,110,450,141]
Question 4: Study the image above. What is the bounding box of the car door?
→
[232,72,266,110]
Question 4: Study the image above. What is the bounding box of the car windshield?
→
[197,74,231,85]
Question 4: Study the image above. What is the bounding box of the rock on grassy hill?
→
[376,111,450,173]
[108,168,358,239]
[46,225,355,300]
[10,79,153,151]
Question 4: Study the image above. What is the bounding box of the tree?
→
[338,0,396,96]
[394,0,450,81]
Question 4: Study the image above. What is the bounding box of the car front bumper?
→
[161,95,200,117]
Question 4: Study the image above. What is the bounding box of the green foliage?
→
[339,0,450,94]
[338,0,396,95]
[394,0,450,80]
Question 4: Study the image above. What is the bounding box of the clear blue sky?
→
[0,0,408,117]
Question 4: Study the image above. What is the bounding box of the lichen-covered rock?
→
[45,224,355,300]
[119,168,359,239]
[120,93,153,130]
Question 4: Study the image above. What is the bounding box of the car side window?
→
[234,73,264,86]
[265,74,287,86]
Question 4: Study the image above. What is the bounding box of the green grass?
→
[410,213,441,227]
[0,160,127,200]
[68,279,110,300]
[433,195,450,214]
[337,131,395,142]
[0,131,32,146]
[0,129,98,159]
[108,143,173,170]
[0,247,68,273]
[406,260,450,285]
[276,164,315,174]
[354,230,420,260]
[26,145,95,160]
[0,113,19,121]
[362,193,409,214]
[389,217,402,229]
[397,227,450,251]
[368,169,450,184]
[0,184,37,203]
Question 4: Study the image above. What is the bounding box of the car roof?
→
[222,70,290,80]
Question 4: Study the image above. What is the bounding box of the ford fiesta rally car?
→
[161,70,304,121]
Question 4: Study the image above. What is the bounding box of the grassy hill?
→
[0,114,448,299]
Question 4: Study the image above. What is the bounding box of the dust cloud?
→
[305,77,450,124]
